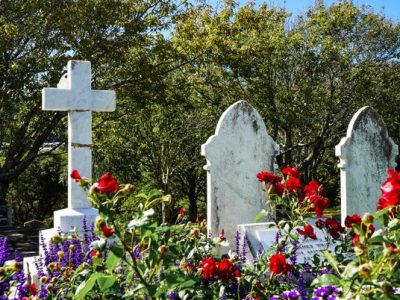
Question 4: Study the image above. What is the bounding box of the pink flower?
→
[97,173,118,193]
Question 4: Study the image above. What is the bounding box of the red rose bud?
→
[269,253,292,275]
[282,166,300,178]
[97,172,118,193]
[344,214,362,228]
[285,176,302,192]
[101,225,115,238]
[29,283,38,296]
[219,229,226,240]
[70,169,82,182]
[304,180,324,197]
[256,171,281,184]
[296,224,317,240]
[325,218,344,240]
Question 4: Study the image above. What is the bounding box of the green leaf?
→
[323,250,340,275]
[97,274,116,291]
[178,279,197,289]
[254,209,268,222]
[106,250,122,271]
[311,274,341,287]
[75,273,101,300]
[373,207,389,219]
[110,244,124,258]
[388,219,400,231]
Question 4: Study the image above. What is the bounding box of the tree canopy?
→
[1,0,399,223]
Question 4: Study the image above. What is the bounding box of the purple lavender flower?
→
[282,289,301,300]
[167,291,180,300]
[235,230,241,256]
[312,285,342,300]
[289,240,299,265]
[241,237,248,264]
[0,237,8,266]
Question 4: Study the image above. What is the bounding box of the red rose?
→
[269,253,292,275]
[304,180,324,197]
[216,258,234,281]
[315,219,325,229]
[309,194,329,217]
[285,176,302,193]
[199,257,217,280]
[377,169,400,210]
[282,166,300,178]
[97,173,118,193]
[29,283,38,296]
[70,169,82,182]
[344,214,362,229]
[325,218,344,240]
[256,171,281,184]
[234,269,241,277]
[297,224,317,240]
[352,234,360,246]
[101,225,115,238]
[273,182,285,197]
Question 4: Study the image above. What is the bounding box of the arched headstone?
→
[336,106,398,223]
[202,100,279,246]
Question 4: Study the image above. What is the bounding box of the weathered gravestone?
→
[202,100,279,247]
[238,219,339,262]
[24,60,116,273]
[336,106,398,224]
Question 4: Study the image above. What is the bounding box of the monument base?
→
[24,207,98,277]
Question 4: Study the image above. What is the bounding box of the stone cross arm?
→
[42,60,115,112]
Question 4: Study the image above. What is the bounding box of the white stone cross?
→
[42,60,116,209]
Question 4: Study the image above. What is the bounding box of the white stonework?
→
[202,100,279,247]
[43,61,115,211]
[24,60,115,273]
[336,106,398,224]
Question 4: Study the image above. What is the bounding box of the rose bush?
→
[0,167,400,299]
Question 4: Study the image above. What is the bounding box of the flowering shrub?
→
[1,167,400,299]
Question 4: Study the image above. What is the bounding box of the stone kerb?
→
[202,100,279,248]
[336,106,398,225]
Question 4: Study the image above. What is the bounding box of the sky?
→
[208,0,400,21]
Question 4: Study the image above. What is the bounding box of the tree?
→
[0,0,180,207]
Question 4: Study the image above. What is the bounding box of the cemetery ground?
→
[1,66,400,299]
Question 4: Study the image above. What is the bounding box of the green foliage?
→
[6,152,67,224]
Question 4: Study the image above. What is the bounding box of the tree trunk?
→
[0,181,10,206]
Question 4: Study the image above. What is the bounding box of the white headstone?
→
[202,100,279,247]
[336,106,398,224]
[238,219,339,262]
